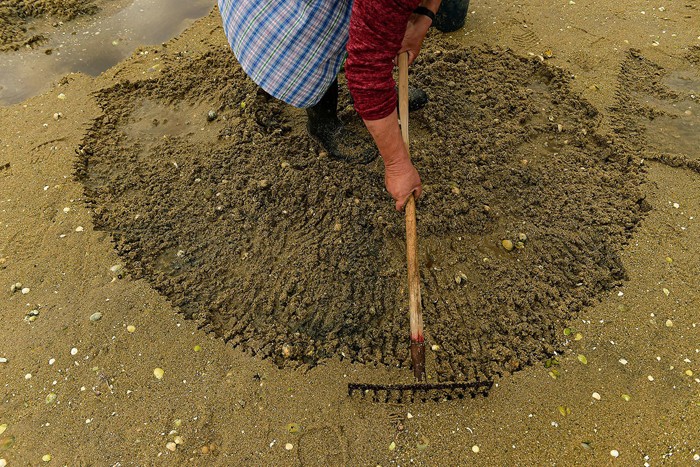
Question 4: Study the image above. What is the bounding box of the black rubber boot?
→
[306,79,377,164]
[434,0,470,33]
[406,85,428,112]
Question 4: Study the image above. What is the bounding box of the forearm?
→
[364,109,422,210]
[363,110,408,167]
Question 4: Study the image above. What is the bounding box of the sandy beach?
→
[0,0,699,464]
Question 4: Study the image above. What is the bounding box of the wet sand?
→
[0,1,699,465]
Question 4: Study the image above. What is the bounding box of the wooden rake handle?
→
[398,52,425,381]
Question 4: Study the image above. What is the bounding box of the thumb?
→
[395,186,422,211]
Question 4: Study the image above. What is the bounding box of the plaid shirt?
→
[218,0,353,108]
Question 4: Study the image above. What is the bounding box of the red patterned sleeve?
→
[345,0,421,121]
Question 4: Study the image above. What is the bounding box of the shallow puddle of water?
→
[0,0,214,105]
[665,71,700,95]
[644,113,699,159]
[640,72,700,160]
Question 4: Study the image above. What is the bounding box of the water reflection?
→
[0,0,214,105]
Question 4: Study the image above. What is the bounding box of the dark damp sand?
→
[0,3,699,465]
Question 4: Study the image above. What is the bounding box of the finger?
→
[407,50,417,66]
[394,186,422,211]
[412,184,422,200]
[396,47,409,64]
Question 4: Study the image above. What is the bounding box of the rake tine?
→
[347,380,493,403]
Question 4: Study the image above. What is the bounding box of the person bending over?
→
[218,0,442,210]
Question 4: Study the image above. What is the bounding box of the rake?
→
[348,52,492,402]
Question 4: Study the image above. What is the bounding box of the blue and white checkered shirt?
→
[218,0,353,108]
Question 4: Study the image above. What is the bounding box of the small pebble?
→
[0,358,7,364]
[166,441,177,452]
[57,93,66,100]
[406,412,413,419]
[693,454,699,461]
[154,368,165,380]
[663,288,670,296]
[592,392,601,400]
[70,348,78,356]
[648,375,654,381]
[285,443,293,451]
[109,264,123,273]
[610,449,619,458]
[389,441,396,451]
[193,345,202,352]
[75,226,84,232]
[472,445,480,453]
[207,110,218,122]
[126,325,136,333]
[685,370,694,376]
[286,423,300,433]
[63,207,70,213]
[45,392,57,404]
[21,287,30,294]
[53,112,62,120]
[174,436,183,445]
[619,358,628,365]
[621,394,631,402]
[501,239,514,251]
[673,202,680,209]
[89,312,103,322]
[0,424,6,435]
[451,186,460,195]
[48,358,55,365]
[0,458,6,467]
[431,344,440,351]
[25,373,32,380]
[518,232,528,241]
[665,319,673,327]
[281,344,292,358]
[42,454,52,462]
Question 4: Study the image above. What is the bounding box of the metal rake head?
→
[347,380,492,403]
